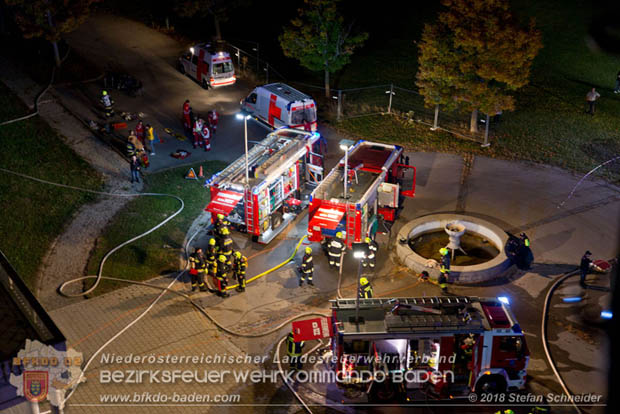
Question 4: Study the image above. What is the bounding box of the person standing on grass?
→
[130,155,141,183]
[585,88,600,115]
[145,124,156,155]
[614,71,620,94]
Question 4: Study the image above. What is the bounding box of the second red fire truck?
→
[307,140,416,248]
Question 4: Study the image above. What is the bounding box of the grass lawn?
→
[85,161,226,297]
[0,82,103,289]
[319,0,620,182]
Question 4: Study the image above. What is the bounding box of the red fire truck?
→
[330,296,530,401]
[307,140,416,247]
[204,128,324,244]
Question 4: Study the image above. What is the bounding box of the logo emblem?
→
[23,371,48,403]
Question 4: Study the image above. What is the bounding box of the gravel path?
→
[0,56,142,311]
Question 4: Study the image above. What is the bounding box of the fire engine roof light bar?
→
[497,296,510,305]
[601,310,613,320]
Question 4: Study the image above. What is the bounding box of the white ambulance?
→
[178,43,236,88]
[240,83,317,131]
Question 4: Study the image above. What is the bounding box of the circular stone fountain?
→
[396,214,512,284]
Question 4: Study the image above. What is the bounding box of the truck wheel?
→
[202,79,209,89]
[476,375,506,394]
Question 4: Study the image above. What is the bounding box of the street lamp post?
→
[339,139,355,199]
[236,113,251,184]
[352,242,369,329]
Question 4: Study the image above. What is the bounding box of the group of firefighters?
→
[183,99,219,151]
[188,213,246,297]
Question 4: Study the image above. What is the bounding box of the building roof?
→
[0,251,65,361]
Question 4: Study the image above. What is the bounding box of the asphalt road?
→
[61,13,271,171]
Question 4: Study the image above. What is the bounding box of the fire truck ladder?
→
[244,187,254,234]
[345,203,357,246]
[332,296,473,308]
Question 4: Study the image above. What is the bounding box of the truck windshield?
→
[213,62,233,75]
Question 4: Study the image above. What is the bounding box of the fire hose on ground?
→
[0,167,324,413]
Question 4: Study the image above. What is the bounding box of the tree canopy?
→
[279,0,368,97]
[172,0,244,41]
[4,0,97,66]
[416,0,543,131]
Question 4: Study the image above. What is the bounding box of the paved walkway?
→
[0,56,143,311]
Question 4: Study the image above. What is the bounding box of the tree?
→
[173,0,243,42]
[4,0,97,67]
[279,0,368,98]
[416,0,542,133]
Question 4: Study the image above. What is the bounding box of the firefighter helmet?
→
[365,237,371,244]
[217,213,224,220]
[209,238,216,246]
[336,232,343,238]
[439,248,449,256]
[234,251,241,259]
[360,277,369,286]
[305,247,312,254]
[218,255,227,263]
[102,90,108,96]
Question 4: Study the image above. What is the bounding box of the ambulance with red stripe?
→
[240,83,317,131]
[179,43,236,88]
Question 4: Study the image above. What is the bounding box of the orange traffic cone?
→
[198,165,204,178]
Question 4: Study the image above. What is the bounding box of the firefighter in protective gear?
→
[216,255,230,297]
[100,90,114,118]
[361,237,378,268]
[286,331,305,370]
[328,232,346,268]
[214,213,229,239]
[358,277,373,298]
[219,227,233,265]
[299,247,314,286]
[439,247,450,292]
[206,238,218,277]
[233,251,247,292]
[189,248,208,292]
[520,232,530,247]
[494,410,515,414]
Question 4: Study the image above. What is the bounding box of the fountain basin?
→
[396,214,512,284]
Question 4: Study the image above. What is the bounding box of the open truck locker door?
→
[205,189,244,216]
[398,164,416,198]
